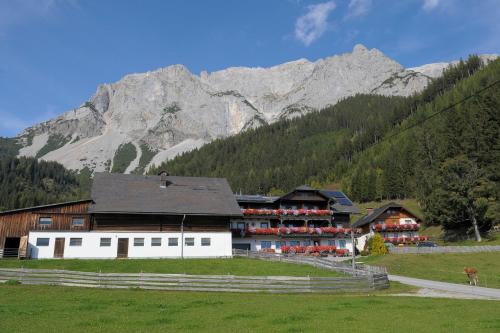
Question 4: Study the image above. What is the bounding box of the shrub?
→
[4,279,21,285]
[369,233,388,255]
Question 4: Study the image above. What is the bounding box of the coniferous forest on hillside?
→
[151,56,500,240]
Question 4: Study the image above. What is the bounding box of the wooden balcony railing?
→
[231,227,362,237]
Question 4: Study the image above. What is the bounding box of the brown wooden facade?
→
[0,200,92,250]
[92,214,231,232]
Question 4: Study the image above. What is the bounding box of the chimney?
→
[158,171,171,188]
[366,208,374,215]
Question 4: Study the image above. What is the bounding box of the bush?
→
[4,279,21,285]
[369,233,388,255]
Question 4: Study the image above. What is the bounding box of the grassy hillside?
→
[364,252,500,288]
[1,285,500,332]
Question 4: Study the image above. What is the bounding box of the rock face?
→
[16,45,497,173]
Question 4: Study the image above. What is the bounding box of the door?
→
[3,237,20,258]
[54,238,65,258]
[117,238,129,258]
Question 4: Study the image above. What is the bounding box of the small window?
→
[328,240,336,246]
[134,238,144,246]
[289,240,300,246]
[237,222,245,230]
[338,240,346,249]
[72,217,85,226]
[303,240,311,246]
[260,222,269,228]
[69,238,82,246]
[185,238,195,246]
[261,241,272,249]
[275,241,285,250]
[36,238,50,246]
[38,217,52,226]
[168,238,178,246]
[100,238,111,247]
[201,238,211,246]
[151,238,162,247]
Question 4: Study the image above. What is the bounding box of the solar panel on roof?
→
[336,198,353,206]
[323,190,349,199]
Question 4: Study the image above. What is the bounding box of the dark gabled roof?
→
[280,185,331,202]
[352,202,421,227]
[90,173,242,216]
[320,190,360,214]
[235,195,279,204]
[0,199,92,216]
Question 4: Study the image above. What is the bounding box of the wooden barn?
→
[0,172,242,259]
[0,200,92,258]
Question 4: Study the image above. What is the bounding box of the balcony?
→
[383,236,428,244]
[241,208,332,217]
[231,227,362,238]
[373,223,420,232]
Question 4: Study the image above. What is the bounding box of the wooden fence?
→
[232,249,388,276]
[389,245,500,254]
[0,268,388,293]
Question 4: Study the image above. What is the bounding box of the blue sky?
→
[0,0,499,137]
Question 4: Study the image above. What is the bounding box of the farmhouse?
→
[0,172,361,259]
[232,186,360,255]
[353,202,427,245]
[1,172,241,259]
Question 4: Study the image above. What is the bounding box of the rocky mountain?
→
[15,45,497,173]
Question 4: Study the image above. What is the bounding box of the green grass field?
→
[0,285,499,333]
[0,257,344,277]
[364,252,500,288]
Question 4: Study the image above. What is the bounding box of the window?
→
[338,240,346,249]
[100,238,111,247]
[237,222,245,230]
[275,241,285,250]
[336,224,344,229]
[403,219,413,224]
[69,238,82,246]
[36,238,49,246]
[260,222,269,228]
[134,238,144,246]
[151,238,162,247]
[289,240,300,246]
[303,240,311,246]
[168,238,178,246]
[261,241,272,249]
[185,238,195,246]
[71,217,85,226]
[38,217,52,226]
[328,240,336,246]
[201,238,211,246]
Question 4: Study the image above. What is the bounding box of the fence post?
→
[98,270,101,288]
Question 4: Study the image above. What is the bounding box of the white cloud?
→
[423,0,440,11]
[346,0,372,19]
[294,1,336,46]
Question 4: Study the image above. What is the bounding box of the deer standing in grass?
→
[464,267,479,286]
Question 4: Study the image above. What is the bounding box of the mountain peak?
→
[17,47,452,174]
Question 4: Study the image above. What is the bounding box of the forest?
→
[151,56,500,240]
[0,150,90,211]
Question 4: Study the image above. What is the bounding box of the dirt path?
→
[389,274,500,300]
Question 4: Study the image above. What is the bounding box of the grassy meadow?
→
[1,284,499,333]
[0,257,344,277]
[364,252,500,288]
